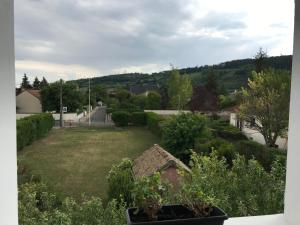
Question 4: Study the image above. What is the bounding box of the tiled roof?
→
[133,144,191,178]
[19,89,42,101]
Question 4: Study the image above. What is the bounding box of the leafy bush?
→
[195,138,236,164]
[111,111,129,127]
[19,182,127,225]
[107,158,134,205]
[181,152,286,217]
[130,112,147,126]
[146,112,164,137]
[234,140,286,171]
[17,113,54,151]
[209,120,247,140]
[162,113,211,159]
[132,172,169,220]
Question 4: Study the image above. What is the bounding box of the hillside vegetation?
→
[70,55,292,92]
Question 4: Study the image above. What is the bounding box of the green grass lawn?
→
[18,127,159,201]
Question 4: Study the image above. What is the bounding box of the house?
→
[129,83,159,96]
[16,89,42,113]
[133,144,190,187]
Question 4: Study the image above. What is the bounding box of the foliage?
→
[41,81,85,113]
[234,140,286,171]
[115,88,131,103]
[18,182,127,225]
[146,91,162,109]
[188,85,219,112]
[21,73,32,89]
[239,69,291,147]
[17,113,54,151]
[33,77,40,90]
[168,68,192,109]
[107,158,134,205]
[210,123,247,141]
[130,112,147,126]
[162,113,211,160]
[132,173,169,221]
[111,111,130,126]
[39,77,49,89]
[254,47,268,73]
[146,112,165,137]
[219,94,237,109]
[131,95,147,110]
[183,152,286,217]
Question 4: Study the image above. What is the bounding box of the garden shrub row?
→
[17,113,54,151]
[111,111,163,129]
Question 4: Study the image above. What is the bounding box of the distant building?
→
[16,89,42,113]
[129,84,159,96]
[133,144,190,187]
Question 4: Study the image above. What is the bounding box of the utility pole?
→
[59,79,63,128]
[88,77,91,126]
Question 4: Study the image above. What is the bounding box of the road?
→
[90,106,106,123]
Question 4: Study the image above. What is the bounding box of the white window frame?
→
[0,0,299,224]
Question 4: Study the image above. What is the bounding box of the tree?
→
[131,94,147,110]
[188,86,219,112]
[239,69,290,147]
[32,77,40,89]
[146,91,162,109]
[39,77,49,89]
[205,71,218,94]
[21,73,32,89]
[41,81,84,113]
[254,48,268,73]
[162,113,210,161]
[168,68,192,110]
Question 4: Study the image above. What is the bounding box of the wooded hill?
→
[69,55,292,92]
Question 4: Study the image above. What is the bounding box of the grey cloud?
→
[14,0,290,82]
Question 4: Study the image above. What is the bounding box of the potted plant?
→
[126,172,228,225]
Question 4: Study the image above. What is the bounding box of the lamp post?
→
[89,77,91,126]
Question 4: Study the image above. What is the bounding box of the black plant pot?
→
[126,204,228,225]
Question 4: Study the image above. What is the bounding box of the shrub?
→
[195,138,236,164]
[17,113,54,151]
[162,113,211,159]
[234,140,286,171]
[209,120,247,140]
[111,111,129,127]
[130,112,147,126]
[107,158,134,205]
[132,172,169,220]
[18,182,127,225]
[146,112,164,137]
[182,152,286,217]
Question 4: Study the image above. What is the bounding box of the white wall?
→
[284,1,300,224]
[0,0,18,224]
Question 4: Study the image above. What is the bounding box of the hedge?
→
[17,113,54,151]
[234,140,287,171]
[211,124,247,140]
[129,112,147,126]
[111,111,130,127]
[146,112,164,137]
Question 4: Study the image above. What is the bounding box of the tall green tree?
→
[41,81,84,113]
[168,69,192,109]
[21,73,32,89]
[146,91,162,109]
[39,77,49,89]
[254,48,268,73]
[32,77,40,89]
[239,69,291,147]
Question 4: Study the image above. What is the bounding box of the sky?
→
[15,0,295,85]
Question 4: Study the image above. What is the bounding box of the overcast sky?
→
[15,0,295,85]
